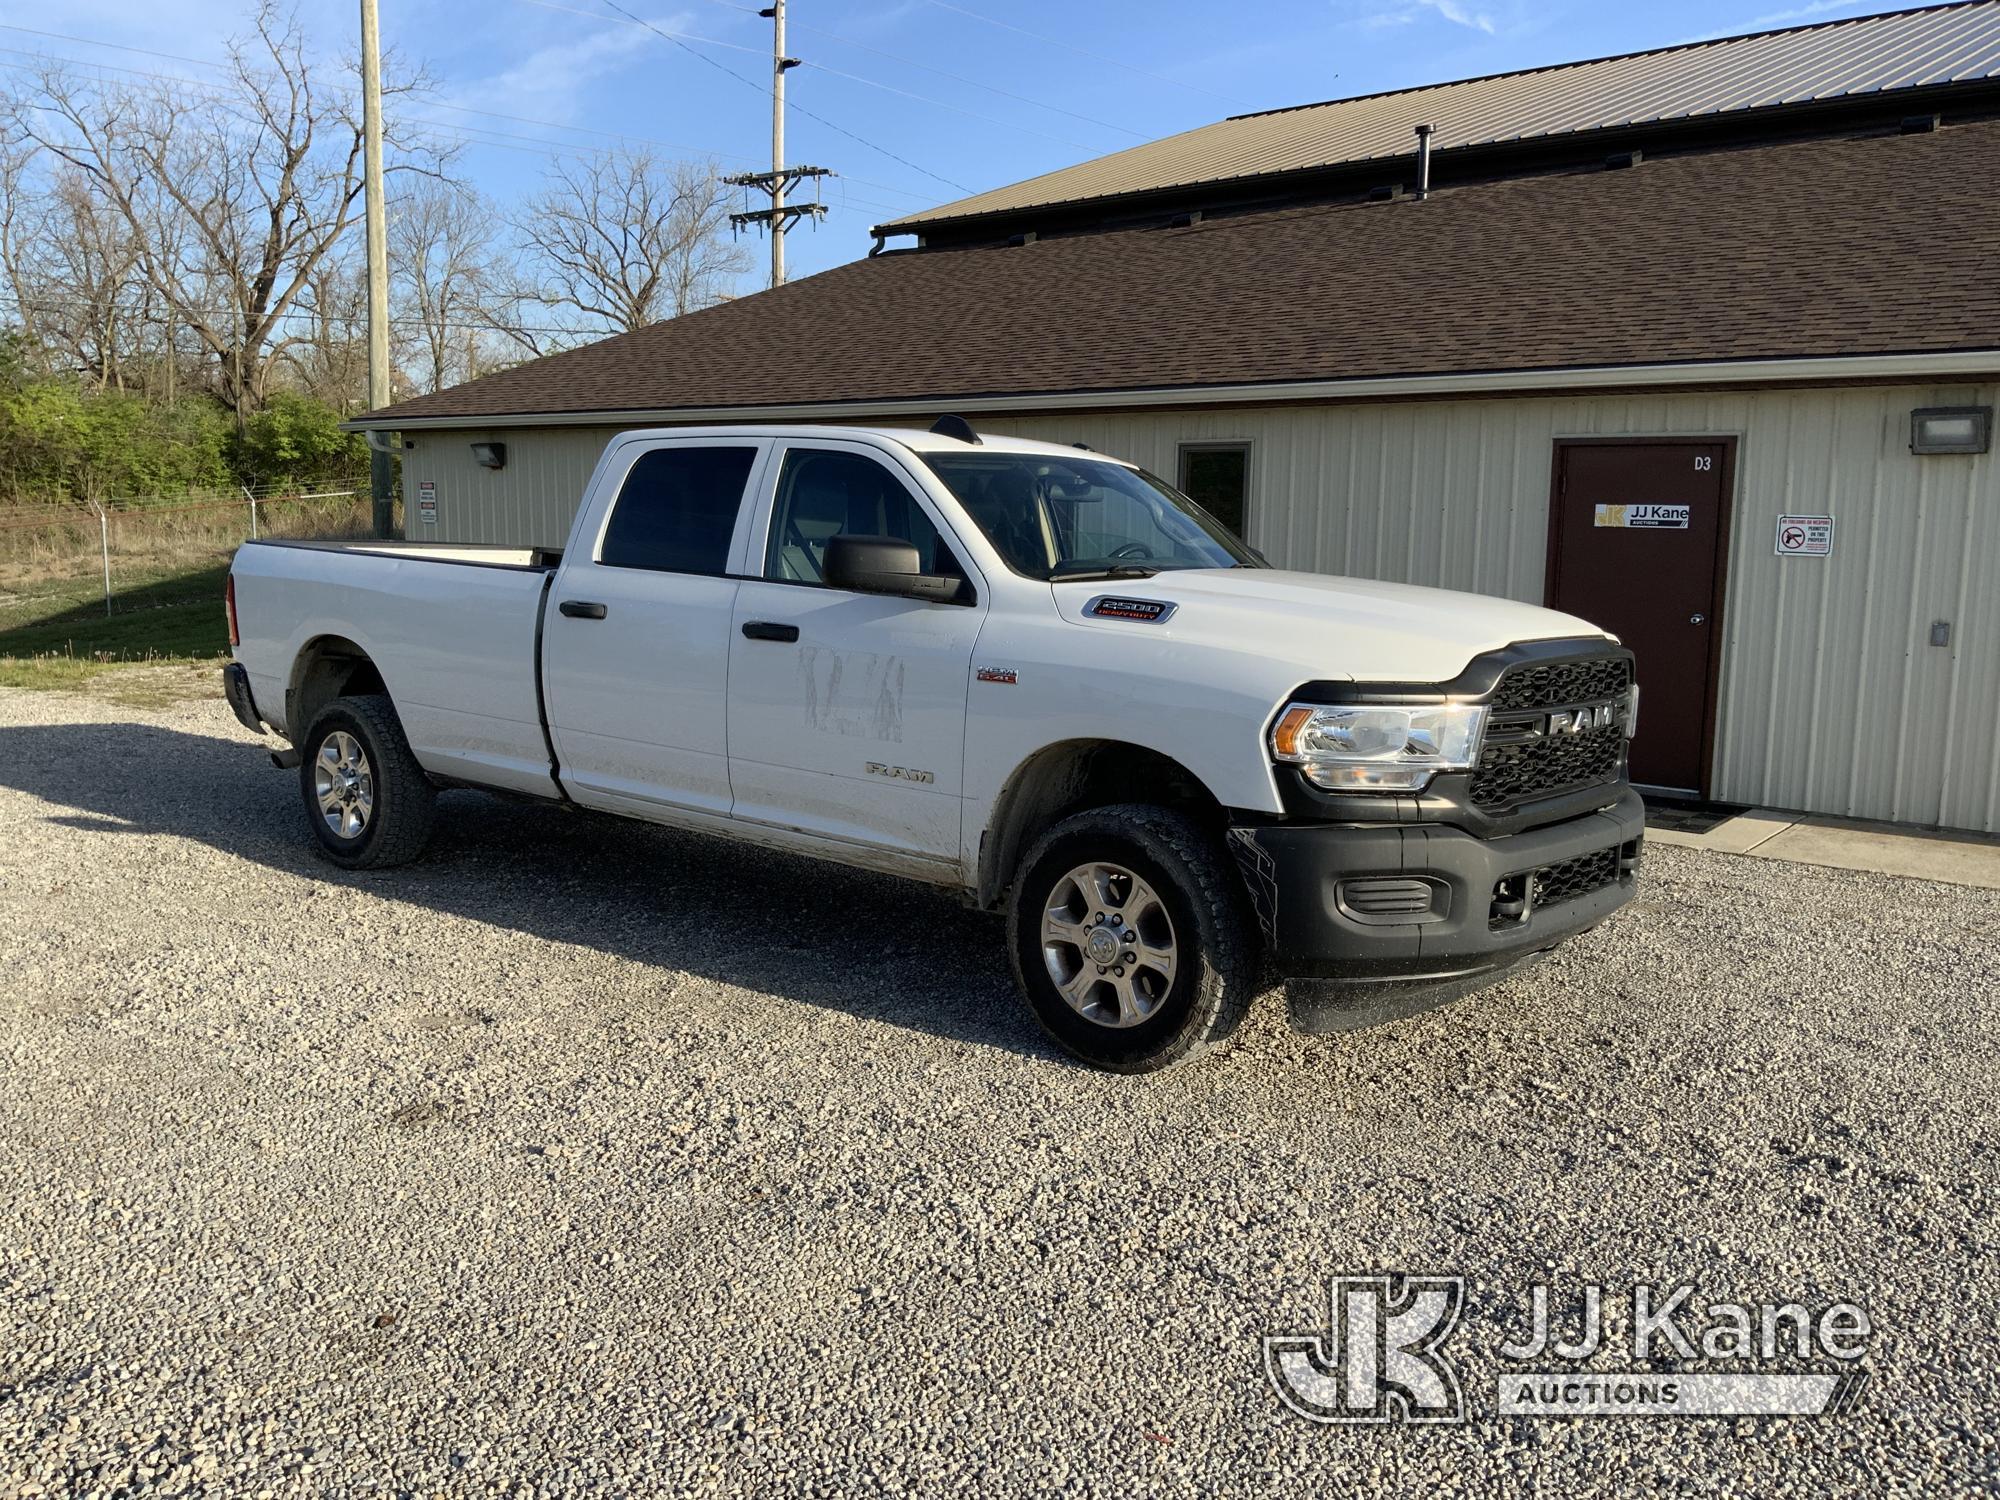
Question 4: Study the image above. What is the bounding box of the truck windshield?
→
[920,453,1258,582]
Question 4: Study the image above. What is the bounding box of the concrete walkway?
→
[1647,807,2000,890]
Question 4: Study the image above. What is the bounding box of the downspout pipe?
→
[1415,123,1434,201]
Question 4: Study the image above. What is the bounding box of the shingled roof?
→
[358,119,2000,428]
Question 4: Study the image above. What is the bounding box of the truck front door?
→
[543,437,765,818]
[726,440,985,872]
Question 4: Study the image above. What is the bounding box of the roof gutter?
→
[344,349,2000,431]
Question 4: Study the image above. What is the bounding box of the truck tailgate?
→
[230,541,559,798]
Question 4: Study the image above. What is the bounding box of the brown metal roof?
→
[358,120,2000,427]
[880,1,2000,233]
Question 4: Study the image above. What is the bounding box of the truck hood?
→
[1051,569,1612,684]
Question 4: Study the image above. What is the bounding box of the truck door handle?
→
[559,600,608,620]
[741,620,800,643]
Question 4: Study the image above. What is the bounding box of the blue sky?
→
[16,0,1930,284]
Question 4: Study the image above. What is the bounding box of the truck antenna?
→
[930,414,982,445]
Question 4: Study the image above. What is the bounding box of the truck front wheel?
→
[1008,804,1257,1072]
[298,694,437,869]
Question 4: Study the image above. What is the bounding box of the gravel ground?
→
[2,688,1997,1497]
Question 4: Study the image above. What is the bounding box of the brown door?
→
[1548,440,1733,794]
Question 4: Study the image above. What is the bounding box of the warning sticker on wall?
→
[418,480,437,527]
[1775,514,1834,557]
[1594,503,1689,529]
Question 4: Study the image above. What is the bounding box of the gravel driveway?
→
[3,689,1996,1496]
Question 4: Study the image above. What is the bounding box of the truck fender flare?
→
[976,738,1227,911]
[287,634,387,742]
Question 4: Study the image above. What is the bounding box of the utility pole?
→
[361,0,394,536]
[725,0,829,289]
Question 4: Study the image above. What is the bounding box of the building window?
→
[1178,443,1251,539]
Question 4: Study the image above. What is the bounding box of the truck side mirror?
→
[823,533,965,603]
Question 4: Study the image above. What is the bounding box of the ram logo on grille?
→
[1470,653,1633,811]
[1548,702,1620,735]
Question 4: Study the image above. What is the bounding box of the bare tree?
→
[9,1,442,426]
[287,255,370,405]
[36,173,152,390]
[0,134,47,358]
[512,152,747,336]
[391,179,501,392]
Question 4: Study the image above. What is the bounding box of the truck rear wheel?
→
[298,694,437,869]
[1008,804,1257,1072]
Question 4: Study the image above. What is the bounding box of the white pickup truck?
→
[225,419,1643,1071]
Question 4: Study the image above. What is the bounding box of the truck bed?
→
[249,539,565,570]
[230,539,562,799]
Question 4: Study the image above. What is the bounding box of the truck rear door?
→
[725,438,986,872]
[542,436,768,817]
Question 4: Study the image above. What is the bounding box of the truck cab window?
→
[765,448,964,585]
[599,445,758,574]
[922,453,1256,581]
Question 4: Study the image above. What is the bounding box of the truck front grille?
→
[1489,840,1640,928]
[1489,656,1633,713]
[1470,654,1632,810]
[1532,846,1621,908]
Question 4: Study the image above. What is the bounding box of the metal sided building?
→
[353,2,2000,832]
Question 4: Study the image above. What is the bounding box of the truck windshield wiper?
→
[1048,564,1159,582]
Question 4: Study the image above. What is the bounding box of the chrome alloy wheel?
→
[314,730,374,840]
[1039,861,1178,1029]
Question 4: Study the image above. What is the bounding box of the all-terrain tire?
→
[298,694,437,869]
[1007,803,1258,1072]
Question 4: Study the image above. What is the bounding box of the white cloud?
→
[437,6,701,126]
[1416,0,1498,33]
[1348,0,1499,36]
[1682,0,1865,43]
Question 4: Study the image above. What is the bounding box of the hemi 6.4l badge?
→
[976,666,1018,684]
[1084,596,1178,624]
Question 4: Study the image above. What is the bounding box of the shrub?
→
[0,382,234,503]
[235,391,368,490]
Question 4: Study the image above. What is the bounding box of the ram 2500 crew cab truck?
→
[224,420,1643,1071]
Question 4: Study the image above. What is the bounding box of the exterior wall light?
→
[1910,407,1991,455]
[470,441,508,470]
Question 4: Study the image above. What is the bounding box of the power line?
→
[6,291,600,338]
[798,58,1096,151]
[522,0,1097,152]
[593,0,973,193]
[0,22,221,72]
[678,0,1149,139]
[0,44,940,203]
[915,0,1251,108]
[514,0,769,58]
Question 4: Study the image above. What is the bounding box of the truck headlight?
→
[1270,701,1488,793]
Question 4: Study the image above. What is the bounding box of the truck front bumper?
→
[1228,787,1644,1028]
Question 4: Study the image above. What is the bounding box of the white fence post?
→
[92,499,111,615]
[244,484,259,539]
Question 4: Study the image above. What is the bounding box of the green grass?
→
[0,655,118,692]
[0,556,230,703]
[0,560,231,661]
